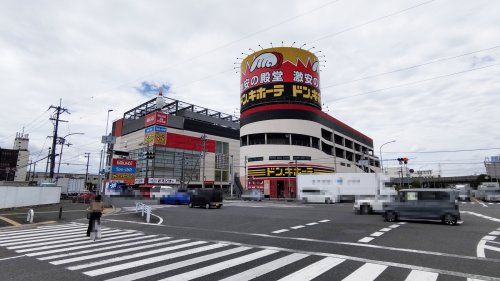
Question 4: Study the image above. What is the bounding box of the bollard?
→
[141,204,145,217]
[27,209,34,223]
[58,206,63,220]
[146,206,151,223]
[135,202,140,213]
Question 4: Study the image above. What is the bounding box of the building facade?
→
[239,47,380,198]
[110,96,240,194]
[485,156,500,179]
[0,133,29,182]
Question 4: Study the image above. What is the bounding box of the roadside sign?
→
[101,135,116,144]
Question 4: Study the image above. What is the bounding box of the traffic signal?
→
[397,157,409,165]
[144,151,155,159]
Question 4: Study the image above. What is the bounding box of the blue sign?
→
[112,166,137,173]
[145,125,167,134]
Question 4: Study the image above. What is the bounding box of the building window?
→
[240,136,248,146]
[311,137,319,149]
[269,156,290,160]
[266,133,289,145]
[321,128,333,142]
[291,134,310,147]
[293,156,311,161]
[322,142,333,155]
[340,162,346,166]
[247,157,264,162]
[248,134,265,145]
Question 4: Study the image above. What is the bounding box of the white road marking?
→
[0,223,84,235]
[389,224,400,228]
[398,222,407,225]
[489,231,500,235]
[380,228,392,232]
[482,236,497,241]
[38,235,163,260]
[484,244,500,252]
[104,246,251,281]
[405,270,439,281]
[358,237,375,243]
[460,211,500,223]
[84,243,228,276]
[272,229,289,234]
[0,225,86,238]
[219,253,308,281]
[1,229,116,247]
[370,232,384,237]
[342,263,387,281]
[158,249,278,281]
[291,225,305,229]
[7,229,122,249]
[25,233,147,257]
[16,231,140,253]
[318,219,330,223]
[0,255,25,261]
[50,239,185,265]
[68,240,203,270]
[306,222,318,226]
[276,257,345,281]
[0,228,92,243]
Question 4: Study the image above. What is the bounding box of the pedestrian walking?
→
[86,195,104,238]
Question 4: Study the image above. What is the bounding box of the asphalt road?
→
[0,199,499,281]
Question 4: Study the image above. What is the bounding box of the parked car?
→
[160,191,191,205]
[189,188,223,209]
[241,189,264,201]
[73,192,95,203]
[383,188,461,225]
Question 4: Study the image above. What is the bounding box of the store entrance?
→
[277,180,285,198]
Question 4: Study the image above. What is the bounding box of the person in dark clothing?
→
[86,195,104,237]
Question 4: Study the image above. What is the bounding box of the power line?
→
[328,63,500,102]
[322,44,500,88]
[308,0,436,44]
[384,147,500,154]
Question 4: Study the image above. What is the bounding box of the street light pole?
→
[379,140,396,173]
[56,132,84,181]
[98,109,113,195]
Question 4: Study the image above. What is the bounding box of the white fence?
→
[0,186,61,209]
[135,202,152,223]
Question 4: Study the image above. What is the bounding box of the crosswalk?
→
[0,222,488,281]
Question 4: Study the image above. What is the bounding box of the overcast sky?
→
[1,0,499,176]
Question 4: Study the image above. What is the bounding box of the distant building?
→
[0,133,29,182]
[31,172,99,187]
[485,156,500,179]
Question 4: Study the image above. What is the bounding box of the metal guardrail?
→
[135,202,152,223]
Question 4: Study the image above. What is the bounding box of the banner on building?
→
[145,111,168,127]
[247,166,335,178]
[111,158,137,185]
[148,178,179,185]
[144,125,167,145]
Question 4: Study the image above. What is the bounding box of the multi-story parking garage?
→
[239,47,380,198]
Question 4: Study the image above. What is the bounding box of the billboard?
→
[144,125,167,145]
[240,47,321,112]
[111,159,137,185]
[145,111,168,127]
[247,165,334,178]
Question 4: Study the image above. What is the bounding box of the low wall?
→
[0,186,61,209]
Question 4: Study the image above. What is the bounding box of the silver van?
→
[383,188,461,225]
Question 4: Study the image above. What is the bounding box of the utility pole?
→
[84,153,90,190]
[44,147,51,178]
[32,162,37,182]
[201,134,207,188]
[48,99,69,179]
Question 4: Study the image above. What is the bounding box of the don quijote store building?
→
[108,96,240,196]
[239,47,380,198]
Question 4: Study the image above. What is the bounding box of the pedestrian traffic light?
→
[402,157,408,164]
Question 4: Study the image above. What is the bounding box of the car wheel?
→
[385,211,397,222]
[443,213,457,225]
[188,203,193,208]
[216,205,221,209]
[205,203,210,209]
[360,205,370,215]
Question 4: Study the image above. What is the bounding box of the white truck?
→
[473,182,500,202]
[297,173,396,213]
[56,178,86,199]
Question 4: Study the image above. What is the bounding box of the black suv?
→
[188,188,223,209]
[383,188,461,225]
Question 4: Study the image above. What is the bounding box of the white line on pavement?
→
[0,255,25,261]
[370,232,384,237]
[306,222,318,226]
[104,246,251,281]
[157,249,278,281]
[291,225,305,229]
[318,219,330,223]
[404,269,438,281]
[272,229,289,234]
[276,257,345,281]
[358,237,375,243]
[342,263,387,281]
